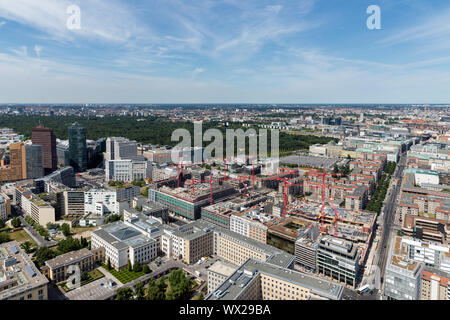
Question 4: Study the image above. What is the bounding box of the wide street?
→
[376,152,407,297]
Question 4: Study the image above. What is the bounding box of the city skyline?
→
[1,0,450,103]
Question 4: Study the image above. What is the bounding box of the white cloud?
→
[34,45,42,58]
[0,0,150,43]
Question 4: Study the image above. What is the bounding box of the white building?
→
[207,260,237,295]
[91,221,158,270]
[84,189,118,216]
[105,157,152,182]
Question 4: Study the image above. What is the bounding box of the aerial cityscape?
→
[0,0,449,311]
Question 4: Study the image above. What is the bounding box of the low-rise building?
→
[0,241,48,300]
[44,247,105,283]
[207,260,237,295]
[207,259,343,301]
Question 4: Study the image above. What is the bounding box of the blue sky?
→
[0,0,450,103]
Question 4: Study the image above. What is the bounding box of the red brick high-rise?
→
[32,125,57,175]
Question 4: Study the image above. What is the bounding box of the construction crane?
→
[306,170,343,232]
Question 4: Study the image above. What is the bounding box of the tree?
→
[116,287,133,300]
[0,232,10,244]
[146,278,166,300]
[20,241,33,254]
[134,282,146,300]
[166,269,191,300]
[0,219,5,229]
[57,237,82,254]
[80,236,88,248]
[107,258,112,270]
[143,264,151,274]
[133,261,142,273]
[127,259,132,271]
[34,247,56,267]
[61,223,71,237]
[11,218,21,228]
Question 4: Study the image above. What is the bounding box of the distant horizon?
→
[1,103,450,107]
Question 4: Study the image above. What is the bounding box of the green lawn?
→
[7,230,33,243]
[101,263,145,284]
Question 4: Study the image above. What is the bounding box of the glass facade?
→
[68,122,87,173]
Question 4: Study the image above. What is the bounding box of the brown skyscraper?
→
[0,143,27,182]
[32,125,57,174]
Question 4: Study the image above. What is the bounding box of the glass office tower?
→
[68,122,87,173]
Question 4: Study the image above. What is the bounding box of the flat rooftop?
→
[207,259,343,300]
[45,248,92,269]
[0,241,49,300]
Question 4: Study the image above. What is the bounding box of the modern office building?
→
[207,259,344,301]
[0,241,49,300]
[25,144,44,179]
[32,125,57,174]
[384,236,424,300]
[68,122,87,173]
[56,144,70,167]
[105,157,152,183]
[84,189,118,216]
[316,236,360,288]
[150,183,237,220]
[34,166,76,193]
[105,137,138,161]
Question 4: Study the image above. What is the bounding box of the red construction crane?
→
[307,170,343,230]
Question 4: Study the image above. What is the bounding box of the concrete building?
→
[207,259,343,301]
[384,236,424,300]
[0,193,11,220]
[161,222,214,264]
[420,267,449,300]
[229,209,271,243]
[91,221,158,270]
[207,260,237,295]
[43,247,105,283]
[34,166,76,193]
[84,189,118,216]
[15,186,56,225]
[150,183,237,220]
[105,137,138,161]
[105,157,152,183]
[0,241,48,300]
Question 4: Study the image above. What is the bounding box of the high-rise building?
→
[32,125,57,174]
[25,144,44,179]
[0,142,27,182]
[105,137,138,161]
[68,123,87,173]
